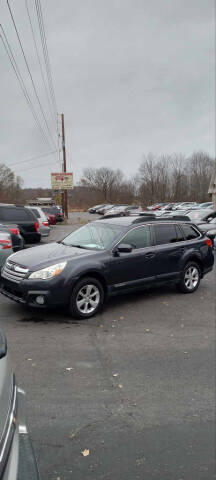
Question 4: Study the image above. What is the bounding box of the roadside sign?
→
[51,172,73,190]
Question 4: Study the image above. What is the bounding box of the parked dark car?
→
[41,207,64,222]
[0,205,41,245]
[0,217,214,319]
[0,329,40,479]
[0,223,23,251]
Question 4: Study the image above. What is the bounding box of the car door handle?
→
[145,252,156,259]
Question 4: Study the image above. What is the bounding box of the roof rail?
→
[132,215,190,224]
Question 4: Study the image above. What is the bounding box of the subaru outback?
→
[0,217,214,318]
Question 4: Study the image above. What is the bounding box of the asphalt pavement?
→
[0,213,215,480]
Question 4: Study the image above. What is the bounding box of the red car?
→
[45,212,56,225]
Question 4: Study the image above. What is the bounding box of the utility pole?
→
[61,113,68,219]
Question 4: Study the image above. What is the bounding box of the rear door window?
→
[182,224,200,240]
[154,224,178,245]
[176,225,185,242]
[121,225,151,249]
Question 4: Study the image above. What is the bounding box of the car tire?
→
[69,277,105,319]
[177,262,201,293]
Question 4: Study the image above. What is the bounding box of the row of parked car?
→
[0,203,64,269]
[88,201,216,246]
[89,201,213,216]
[88,203,143,216]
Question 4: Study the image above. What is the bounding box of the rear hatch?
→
[0,206,37,234]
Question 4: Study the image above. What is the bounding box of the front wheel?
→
[69,277,104,319]
[177,262,201,293]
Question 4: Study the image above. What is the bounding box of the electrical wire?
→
[16,157,60,172]
[7,149,58,167]
[34,0,58,118]
[7,0,57,149]
[34,0,61,170]
[25,0,56,129]
[0,28,53,150]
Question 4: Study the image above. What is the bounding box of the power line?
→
[34,0,58,118]
[0,27,53,149]
[25,0,56,129]
[7,149,58,167]
[7,0,57,149]
[17,158,60,172]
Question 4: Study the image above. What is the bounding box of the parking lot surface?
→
[0,214,215,480]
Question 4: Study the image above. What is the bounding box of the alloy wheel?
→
[76,284,100,314]
[184,266,199,290]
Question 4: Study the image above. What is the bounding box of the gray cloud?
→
[0,0,214,187]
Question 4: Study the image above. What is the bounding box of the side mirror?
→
[113,243,133,255]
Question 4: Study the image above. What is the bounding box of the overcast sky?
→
[0,0,214,188]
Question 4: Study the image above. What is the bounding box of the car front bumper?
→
[2,387,40,480]
[0,275,75,309]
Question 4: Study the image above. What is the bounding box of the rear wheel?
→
[177,262,201,293]
[69,277,104,319]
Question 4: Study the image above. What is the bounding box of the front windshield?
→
[209,218,216,224]
[62,222,125,250]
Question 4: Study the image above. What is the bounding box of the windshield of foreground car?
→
[61,223,125,250]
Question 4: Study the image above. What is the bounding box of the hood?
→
[7,242,99,271]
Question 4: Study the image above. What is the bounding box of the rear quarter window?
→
[182,224,200,240]
[0,207,34,222]
[30,208,41,218]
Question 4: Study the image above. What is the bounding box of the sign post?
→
[51,173,73,217]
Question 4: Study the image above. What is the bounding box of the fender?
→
[180,247,202,271]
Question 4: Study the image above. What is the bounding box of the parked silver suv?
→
[0,330,40,479]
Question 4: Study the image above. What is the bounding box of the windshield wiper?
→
[69,244,88,249]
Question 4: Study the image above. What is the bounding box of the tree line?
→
[0,151,214,208]
[81,151,214,207]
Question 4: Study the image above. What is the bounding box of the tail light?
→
[0,239,12,249]
[35,221,39,232]
[10,228,19,235]
[42,221,49,227]
[205,238,212,247]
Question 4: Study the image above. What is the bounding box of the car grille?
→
[1,260,29,284]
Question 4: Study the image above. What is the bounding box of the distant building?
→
[27,197,55,206]
[208,168,216,209]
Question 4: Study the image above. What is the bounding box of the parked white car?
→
[25,206,50,237]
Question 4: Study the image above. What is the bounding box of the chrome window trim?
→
[111,224,152,253]
[0,376,17,478]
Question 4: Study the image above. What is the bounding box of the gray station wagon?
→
[0,329,40,479]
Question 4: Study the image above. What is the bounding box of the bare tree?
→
[0,163,24,203]
[81,167,123,201]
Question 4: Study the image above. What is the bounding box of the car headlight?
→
[28,262,67,280]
